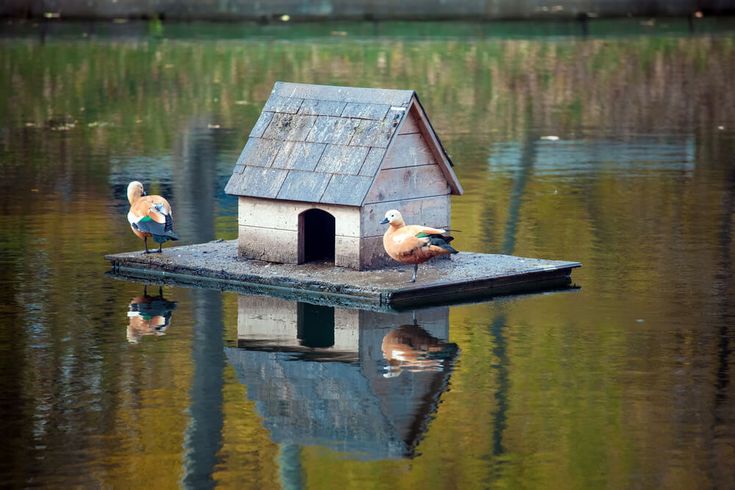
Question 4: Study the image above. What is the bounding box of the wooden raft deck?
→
[105,240,580,309]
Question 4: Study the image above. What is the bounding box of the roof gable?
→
[225,82,461,205]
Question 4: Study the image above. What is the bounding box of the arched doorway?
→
[297,303,335,348]
[298,208,335,264]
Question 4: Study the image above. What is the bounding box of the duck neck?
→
[127,189,141,206]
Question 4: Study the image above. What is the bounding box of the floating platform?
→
[105,240,580,310]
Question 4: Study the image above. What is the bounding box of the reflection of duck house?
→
[226,295,458,459]
[224,82,462,270]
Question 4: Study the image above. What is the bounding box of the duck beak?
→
[380,218,389,225]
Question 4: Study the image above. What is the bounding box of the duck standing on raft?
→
[127,181,179,254]
[380,209,458,283]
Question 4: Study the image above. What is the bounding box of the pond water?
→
[1,19,734,488]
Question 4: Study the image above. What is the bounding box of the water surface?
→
[1,20,734,488]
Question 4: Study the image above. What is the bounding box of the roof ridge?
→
[223,83,461,205]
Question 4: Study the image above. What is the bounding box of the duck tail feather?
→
[429,235,459,253]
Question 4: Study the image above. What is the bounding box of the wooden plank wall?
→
[359,108,452,269]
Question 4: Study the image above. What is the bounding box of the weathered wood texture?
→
[361,195,450,238]
[234,138,281,167]
[381,133,435,169]
[335,236,360,269]
[239,225,298,263]
[360,236,395,269]
[321,175,374,206]
[316,145,369,174]
[262,113,318,141]
[364,164,450,204]
[238,196,361,267]
[299,99,347,117]
[397,112,420,134]
[411,99,463,195]
[106,241,581,310]
[342,102,391,120]
[306,116,360,144]
[272,141,327,171]
[359,147,386,177]
[249,111,275,138]
[263,95,303,114]
[274,82,414,107]
[224,165,288,197]
[239,197,359,237]
[225,83,462,207]
[359,195,450,269]
[277,170,332,202]
[350,119,394,148]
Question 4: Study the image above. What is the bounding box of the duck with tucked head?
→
[127,181,179,254]
[380,209,458,283]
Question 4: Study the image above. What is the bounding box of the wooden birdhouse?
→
[225,82,463,270]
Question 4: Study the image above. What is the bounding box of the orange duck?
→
[127,181,179,253]
[380,209,458,282]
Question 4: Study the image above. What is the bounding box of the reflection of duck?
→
[381,323,458,378]
[127,286,177,343]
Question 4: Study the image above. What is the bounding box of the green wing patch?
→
[139,215,153,223]
[415,232,429,238]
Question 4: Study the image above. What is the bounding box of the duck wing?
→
[409,225,458,254]
[128,196,179,241]
[404,224,447,236]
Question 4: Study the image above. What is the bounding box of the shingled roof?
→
[225,81,459,206]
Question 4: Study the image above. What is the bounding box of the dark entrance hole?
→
[297,303,335,348]
[299,208,335,264]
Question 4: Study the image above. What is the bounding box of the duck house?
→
[225,82,463,270]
